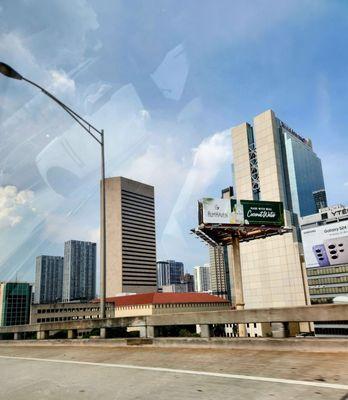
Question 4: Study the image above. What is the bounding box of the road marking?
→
[0,355,347,391]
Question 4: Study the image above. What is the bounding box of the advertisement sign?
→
[301,220,348,268]
[202,198,235,224]
[239,200,284,226]
[201,198,284,226]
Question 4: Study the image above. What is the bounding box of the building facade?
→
[0,282,32,326]
[301,205,348,336]
[104,177,157,296]
[193,264,211,292]
[162,284,188,293]
[231,109,323,312]
[156,260,184,289]
[105,292,231,318]
[30,301,114,324]
[313,189,328,213]
[34,255,64,304]
[62,240,96,302]
[182,273,194,292]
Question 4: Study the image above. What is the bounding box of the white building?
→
[193,264,211,292]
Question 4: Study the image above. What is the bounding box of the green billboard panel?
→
[239,200,284,226]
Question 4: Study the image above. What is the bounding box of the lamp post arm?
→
[22,77,102,144]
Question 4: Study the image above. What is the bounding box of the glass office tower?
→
[280,123,326,218]
[0,282,32,326]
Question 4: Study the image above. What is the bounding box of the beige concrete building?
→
[231,110,324,314]
[104,177,157,296]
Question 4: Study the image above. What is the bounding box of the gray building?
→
[62,240,96,302]
[34,256,64,304]
[156,260,184,289]
[193,264,211,292]
[104,177,157,295]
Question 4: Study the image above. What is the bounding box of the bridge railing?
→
[0,304,347,340]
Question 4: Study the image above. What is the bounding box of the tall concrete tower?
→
[231,110,321,309]
[104,177,157,296]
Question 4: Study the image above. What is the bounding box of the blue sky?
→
[0,0,347,286]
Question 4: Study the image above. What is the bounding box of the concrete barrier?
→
[0,337,347,353]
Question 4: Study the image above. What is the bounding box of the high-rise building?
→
[182,272,194,292]
[62,240,96,302]
[156,260,184,289]
[0,282,32,326]
[209,246,230,299]
[301,205,348,336]
[313,189,328,213]
[104,177,157,296]
[34,256,64,304]
[193,264,211,292]
[231,109,323,310]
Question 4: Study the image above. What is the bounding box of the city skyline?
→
[0,1,348,283]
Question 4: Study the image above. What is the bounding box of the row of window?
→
[307,264,348,276]
[308,275,348,286]
[118,303,228,310]
[35,306,113,314]
[309,286,348,295]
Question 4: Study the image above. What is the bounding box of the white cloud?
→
[0,186,35,228]
[43,214,99,244]
[160,129,232,257]
[50,70,76,94]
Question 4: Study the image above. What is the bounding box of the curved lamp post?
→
[0,62,107,322]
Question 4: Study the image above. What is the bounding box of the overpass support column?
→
[67,329,77,339]
[200,324,210,338]
[37,331,48,340]
[100,328,106,339]
[228,238,247,337]
[13,333,20,340]
[146,325,154,338]
[139,326,154,338]
[271,322,289,338]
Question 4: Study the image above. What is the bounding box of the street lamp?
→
[0,62,107,322]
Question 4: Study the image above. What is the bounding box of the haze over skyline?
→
[0,0,347,284]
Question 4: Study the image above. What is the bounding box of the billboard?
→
[200,198,284,226]
[201,198,243,224]
[301,220,348,268]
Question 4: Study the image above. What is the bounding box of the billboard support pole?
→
[228,237,247,337]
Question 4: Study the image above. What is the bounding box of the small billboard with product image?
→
[301,220,348,268]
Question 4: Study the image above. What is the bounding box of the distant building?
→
[156,260,184,289]
[209,246,230,299]
[182,273,194,292]
[62,240,96,302]
[104,177,157,295]
[193,264,211,292]
[162,284,188,293]
[313,189,328,213]
[34,256,64,304]
[0,282,32,326]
